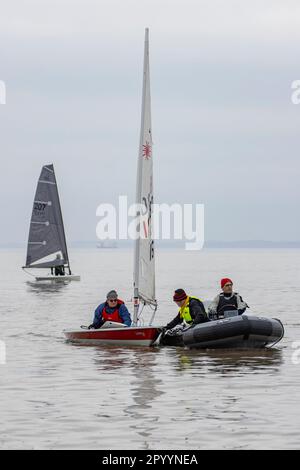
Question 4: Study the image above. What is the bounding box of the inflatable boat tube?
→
[182,315,284,349]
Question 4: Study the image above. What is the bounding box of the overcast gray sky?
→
[0,0,299,244]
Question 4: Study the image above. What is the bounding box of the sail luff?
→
[133,28,149,305]
[52,168,71,274]
[133,28,156,325]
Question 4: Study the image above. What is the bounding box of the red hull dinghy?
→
[64,29,162,347]
[64,324,160,347]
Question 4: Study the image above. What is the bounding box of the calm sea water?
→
[0,248,299,449]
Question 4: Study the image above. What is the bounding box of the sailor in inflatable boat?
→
[208,278,249,320]
[160,289,209,343]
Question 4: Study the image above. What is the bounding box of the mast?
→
[53,167,72,275]
[133,29,148,324]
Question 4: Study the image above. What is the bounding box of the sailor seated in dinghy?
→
[88,290,132,329]
[162,289,209,337]
[208,278,249,320]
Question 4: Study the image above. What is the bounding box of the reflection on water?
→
[125,350,164,450]
[92,346,133,371]
[87,344,284,449]
[26,280,70,294]
[172,348,283,375]
[91,347,164,449]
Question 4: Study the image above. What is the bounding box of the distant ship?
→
[97,240,118,249]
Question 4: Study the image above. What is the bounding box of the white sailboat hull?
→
[35,274,80,282]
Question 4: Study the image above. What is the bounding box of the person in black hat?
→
[88,290,132,329]
[163,288,208,333]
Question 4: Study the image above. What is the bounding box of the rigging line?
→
[149,303,158,326]
[137,302,145,322]
[22,267,37,278]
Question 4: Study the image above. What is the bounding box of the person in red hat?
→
[208,278,248,320]
[163,288,209,333]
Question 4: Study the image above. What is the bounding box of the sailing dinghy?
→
[23,164,80,282]
[64,29,161,346]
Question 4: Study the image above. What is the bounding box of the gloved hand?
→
[88,324,94,329]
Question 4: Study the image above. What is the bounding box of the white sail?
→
[133,28,156,322]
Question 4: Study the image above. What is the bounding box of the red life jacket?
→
[102,299,124,323]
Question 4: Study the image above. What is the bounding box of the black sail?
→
[25,164,69,268]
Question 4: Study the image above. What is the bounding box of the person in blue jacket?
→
[88,290,132,329]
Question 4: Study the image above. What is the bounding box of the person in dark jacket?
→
[164,288,209,331]
[88,290,132,329]
[50,254,65,276]
[208,278,249,319]
[54,264,65,276]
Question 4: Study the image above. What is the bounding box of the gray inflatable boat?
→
[182,315,284,349]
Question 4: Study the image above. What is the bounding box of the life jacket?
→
[179,296,203,324]
[217,293,238,317]
[102,299,124,323]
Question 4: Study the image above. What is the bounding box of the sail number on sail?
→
[141,192,154,261]
[34,202,47,212]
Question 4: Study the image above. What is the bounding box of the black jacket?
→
[166,298,208,330]
[208,292,248,319]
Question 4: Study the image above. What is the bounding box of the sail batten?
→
[25,164,70,269]
[133,28,156,323]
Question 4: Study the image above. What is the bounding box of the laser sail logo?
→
[0,80,6,104]
[142,141,152,160]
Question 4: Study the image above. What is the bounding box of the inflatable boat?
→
[161,315,284,349]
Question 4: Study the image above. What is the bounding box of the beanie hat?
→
[107,289,118,300]
[221,278,233,289]
[173,289,187,302]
